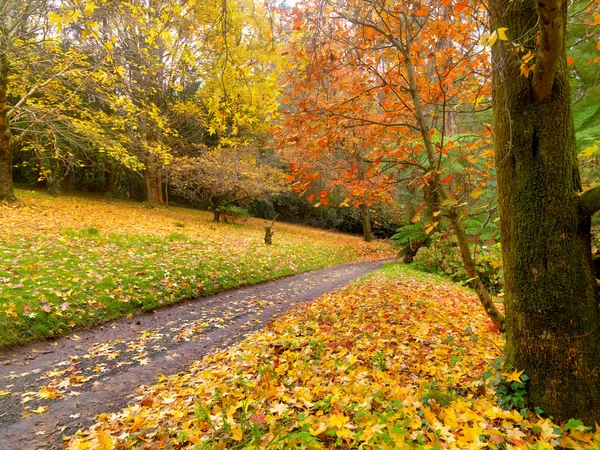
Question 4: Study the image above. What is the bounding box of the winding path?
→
[0,260,387,450]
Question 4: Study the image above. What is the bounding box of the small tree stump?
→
[264,226,274,244]
[264,215,278,245]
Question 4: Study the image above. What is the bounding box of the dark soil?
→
[0,260,387,450]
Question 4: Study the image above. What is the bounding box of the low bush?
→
[413,235,503,294]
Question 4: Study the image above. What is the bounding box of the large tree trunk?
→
[490,0,600,424]
[144,160,161,206]
[0,52,14,202]
[360,203,373,242]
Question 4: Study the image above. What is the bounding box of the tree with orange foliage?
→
[277,0,504,327]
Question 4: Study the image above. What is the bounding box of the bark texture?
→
[105,169,115,194]
[490,0,600,424]
[144,160,161,206]
[360,203,373,242]
[0,52,14,202]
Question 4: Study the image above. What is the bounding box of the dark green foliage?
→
[421,382,456,408]
[222,205,250,223]
[390,223,430,255]
[391,223,429,249]
[250,193,400,238]
[483,357,531,416]
[412,235,503,294]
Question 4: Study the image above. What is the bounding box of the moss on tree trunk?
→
[490,0,600,424]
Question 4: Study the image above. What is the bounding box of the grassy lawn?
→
[66,263,600,449]
[0,190,393,348]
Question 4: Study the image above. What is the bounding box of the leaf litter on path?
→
[64,264,600,449]
[0,260,386,449]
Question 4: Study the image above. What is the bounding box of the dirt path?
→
[0,260,387,449]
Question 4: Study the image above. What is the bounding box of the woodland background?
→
[2,0,600,444]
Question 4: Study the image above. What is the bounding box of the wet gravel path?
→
[0,260,387,449]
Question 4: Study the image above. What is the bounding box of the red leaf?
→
[250,413,267,425]
[441,175,452,184]
[140,397,154,407]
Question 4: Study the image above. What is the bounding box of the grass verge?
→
[0,190,393,348]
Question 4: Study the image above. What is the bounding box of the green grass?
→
[0,190,392,348]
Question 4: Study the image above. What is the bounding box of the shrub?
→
[413,235,503,294]
[222,205,249,223]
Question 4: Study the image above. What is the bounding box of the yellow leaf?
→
[488,30,498,47]
[31,406,48,414]
[479,32,490,47]
[309,420,328,436]
[580,144,598,157]
[347,354,358,366]
[329,413,349,428]
[502,370,524,383]
[48,12,62,26]
[470,188,483,200]
[84,1,98,16]
[521,50,535,63]
[231,423,243,442]
[520,63,534,78]
[497,27,509,40]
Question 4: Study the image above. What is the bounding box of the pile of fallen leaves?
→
[0,190,393,347]
[66,265,600,449]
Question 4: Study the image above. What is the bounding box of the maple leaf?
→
[502,370,525,383]
[230,423,243,442]
[269,402,289,416]
[31,406,49,414]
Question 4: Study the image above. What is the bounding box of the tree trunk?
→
[213,210,222,223]
[104,169,115,194]
[157,170,164,204]
[490,0,600,424]
[144,161,160,206]
[360,203,373,242]
[450,214,504,329]
[403,39,505,331]
[0,52,14,202]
